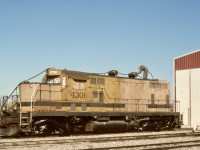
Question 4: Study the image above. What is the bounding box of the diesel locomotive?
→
[0,67,181,136]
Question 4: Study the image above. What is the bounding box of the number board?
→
[72,91,86,99]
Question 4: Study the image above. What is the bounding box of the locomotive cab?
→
[43,68,62,84]
[43,68,68,90]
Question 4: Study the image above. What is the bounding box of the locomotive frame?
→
[0,68,181,136]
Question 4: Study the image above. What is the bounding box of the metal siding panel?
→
[188,55,191,69]
[175,51,200,70]
[195,52,198,68]
[193,53,196,68]
[185,56,187,69]
[181,57,184,69]
[180,58,183,70]
[177,59,180,70]
[184,56,187,69]
[187,55,193,68]
[194,52,197,68]
[193,53,195,68]
[198,52,200,68]
[183,56,186,69]
[179,58,181,69]
[191,53,195,68]
[195,52,199,68]
[186,55,189,69]
[181,57,184,70]
[187,55,189,69]
[176,60,179,70]
[191,69,200,127]
[176,70,190,126]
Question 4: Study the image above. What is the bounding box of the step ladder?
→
[19,84,39,133]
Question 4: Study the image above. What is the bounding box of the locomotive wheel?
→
[33,122,51,136]
[155,121,162,131]
[164,120,172,130]
[140,121,148,128]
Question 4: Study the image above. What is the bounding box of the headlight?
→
[13,106,18,111]
[2,107,6,111]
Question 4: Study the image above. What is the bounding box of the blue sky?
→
[0,0,200,96]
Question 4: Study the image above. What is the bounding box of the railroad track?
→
[87,140,200,150]
[0,130,200,150]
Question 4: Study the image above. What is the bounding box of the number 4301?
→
[72,92,86,98]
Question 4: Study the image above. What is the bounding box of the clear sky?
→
[0,0,200,96]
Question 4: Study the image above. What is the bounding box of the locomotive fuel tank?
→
[85,121,129,132]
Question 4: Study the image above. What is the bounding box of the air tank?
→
[108,70,118,77]
[128,72,138,78]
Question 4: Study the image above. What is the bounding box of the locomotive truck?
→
[0,67,181,136]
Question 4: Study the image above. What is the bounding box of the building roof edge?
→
[173,49,200,60]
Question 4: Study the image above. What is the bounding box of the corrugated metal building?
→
[174,49,200,129]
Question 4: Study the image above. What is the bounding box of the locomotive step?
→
[21,117,28,119]
[21,123,29,126]
[20,129,31,132]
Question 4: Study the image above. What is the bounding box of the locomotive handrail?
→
[0,84,20,111]
[0,69,48,110]
[19,97,22,126]
[30,84,39,123]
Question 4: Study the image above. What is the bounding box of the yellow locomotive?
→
[0,67,180,136]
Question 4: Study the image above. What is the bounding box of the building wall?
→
[175,67,200,128]
[191,69,200,128]
[176,70,190,126]
[174,50,200,129]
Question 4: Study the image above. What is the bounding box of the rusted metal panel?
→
[175,51,200,70]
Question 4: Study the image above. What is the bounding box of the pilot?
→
[138,65,148,79]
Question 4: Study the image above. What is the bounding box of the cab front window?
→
[47,77,61,84]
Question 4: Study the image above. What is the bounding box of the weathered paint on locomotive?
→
[19,68,171,114]
[0,68,179,136]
